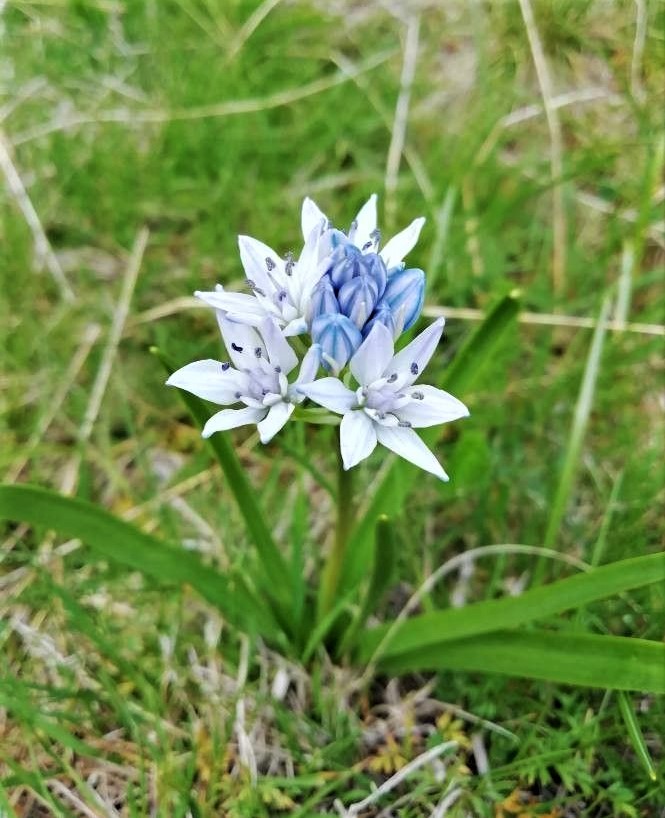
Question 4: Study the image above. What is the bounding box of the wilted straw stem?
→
[0,130,75,301]
[384,13,420,230]
[319,428,354,619]
[518,0,566,297]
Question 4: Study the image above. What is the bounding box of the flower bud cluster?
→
[309,231,425,372]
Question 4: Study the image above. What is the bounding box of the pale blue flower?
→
[167,316,320,443]
[298,319,469,479]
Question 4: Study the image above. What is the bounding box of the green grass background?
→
[0,0,663,815]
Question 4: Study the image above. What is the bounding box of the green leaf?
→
[379,630,665,692]
[0,484,282,642]
[617,692,659,781]
[437,289,522,397]
[357,552,665,661]
[338,515,397,656]
[535,295,611,583]
[154,348,292,602]
[341,291,521,591]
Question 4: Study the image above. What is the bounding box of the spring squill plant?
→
[1,194,662,696]
[149,195,665,695]
[166,195,469,625]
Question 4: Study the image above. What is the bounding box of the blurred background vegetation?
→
[0,0,663,815]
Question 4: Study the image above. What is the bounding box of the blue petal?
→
[326,241,365,288]
[309,274,340,320]
[311,313,363,373]
[363,303,397,339]
[337,274,380,328]
[358,252,387,299]
[380,267,425,332]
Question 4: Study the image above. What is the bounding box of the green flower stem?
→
[318,428,354,620]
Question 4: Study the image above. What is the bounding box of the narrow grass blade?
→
[338,515,397,655]
[590,471,624,567]
[617,692,658,781]
[0,782,19,818]
[45,582,157,704]
[379,630,665,693]
[360,515,397,624]
[536,295,611,581]
[0,679,100,758]
[356,551,664,660]
[341,290,521,591]
[154,347,292,599]
[302,591,355,664]
[275,438,336,498]
[439,288,522,397]
[0,484,282,641]
[290,426,309,637]
[0,762,67,818]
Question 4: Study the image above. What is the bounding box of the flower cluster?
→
[167,195,469,479]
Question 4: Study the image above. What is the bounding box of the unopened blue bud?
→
[363,303,397,339]
[337,273,380,329]
[327,241,365,289]
[309,274,339,320]
[311,313,362,373]
[359,252,387,299]
[380,267,425,333]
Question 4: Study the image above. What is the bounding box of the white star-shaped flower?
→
[196,217,327,337]
[297,319,468,480]
[167,315,320,443]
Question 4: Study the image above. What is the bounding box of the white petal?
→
[389,317,445,385]
[257,401,295,443]
[340,410,378,470]
[397,385,469,428]
[296,377,356,414]
[294,344,321,386]
[282,316,309,337]
[364,407,399,427]
[238,235,285,292]
[298,250,330,310]
[350,323,394,386]
[353,193,378,250]
[301,197,328,240]
[195,288,268,326]
[166,360,248,405]
[380,217,425,269]
[292,220,325,305]
[259,317,298,375]
[262,392,284,407]
[375,425,449,481]
[217,314,266,370]
[202,406,264,438]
